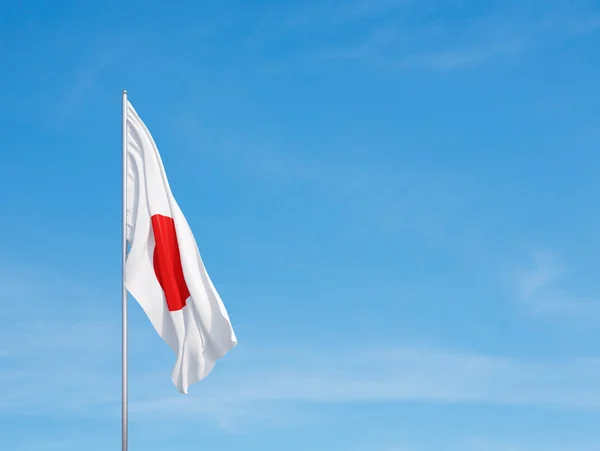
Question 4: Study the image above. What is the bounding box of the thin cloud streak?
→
[466,436,600,451]
[131,345,600,421]
[252,0,600,71]
[2,263,600,430]
[515,251,600,317]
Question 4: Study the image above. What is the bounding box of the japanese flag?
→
[124,100,237,394]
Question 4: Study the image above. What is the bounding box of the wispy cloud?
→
[466,436,600,451]
[514,251,600,317]
[50,28,149,126]
[5,440,78,451]
[167,109,487,249]
[249,0,600,71]
[128,343,600,432]
[4,261,600,432]
[5,289,600,429]
[0,318,120,415]
[0,263,122,415]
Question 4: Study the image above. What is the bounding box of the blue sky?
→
[1,0,600,450]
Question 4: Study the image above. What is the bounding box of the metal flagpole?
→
[121,89,129,451]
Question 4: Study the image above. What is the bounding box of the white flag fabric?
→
[124,100,237,394]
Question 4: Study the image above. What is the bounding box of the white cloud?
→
[128,344,600,431]
[250,0,600,71]
[514,251,600,317]
[466,436,600,451]
[3,263,600,432]
[49,28,149,126]
[5,303,600,429]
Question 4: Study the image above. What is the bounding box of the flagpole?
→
[121,89,129,451]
